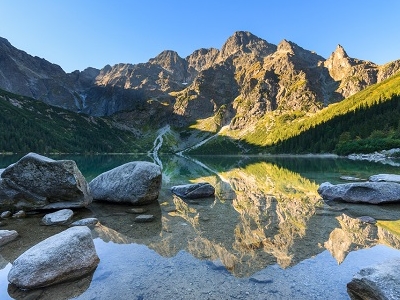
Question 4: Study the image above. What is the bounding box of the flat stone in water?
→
[163,206,177,213]
[249,274,274,284]
[0,229,18,246]
[126,208,147,214]
[358,216,377,224]
[1,211,12,218]
[134,215,154,223]
[12,210,26,218]
[42,209,74,226]
[70,218,99,228]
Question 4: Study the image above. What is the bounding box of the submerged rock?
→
[70,218,99,228]
[41,209,74,226]
[369,173,400,183]
[89,161,162,205]
[8,226,99,289]
[0,229,18,246]
[0,153,92,211]
[347,258,400,299]
[318,181,400,204]
[134,214,155,223]
[171,182,215,199]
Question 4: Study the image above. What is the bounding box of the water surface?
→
[1,154,400,299]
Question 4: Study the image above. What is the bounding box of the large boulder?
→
[347,258,400,299]
[8,226,99,289]
[89,161,162,205]
[318,181,400,204]
[171,182,215,199]
[0,153,92,211]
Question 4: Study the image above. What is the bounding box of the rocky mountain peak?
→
[324,44,354,81]
[186,48,219,73]
[219,31,277,60]
[148,50,187,80]
[333,44,349,59]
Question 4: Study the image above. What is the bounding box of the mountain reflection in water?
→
[1,154,400,299]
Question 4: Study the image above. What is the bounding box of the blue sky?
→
[1,0,399,73]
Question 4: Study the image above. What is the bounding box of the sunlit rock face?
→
[148,159,343,277]
[2,32,400,130]
[325,214,400,264]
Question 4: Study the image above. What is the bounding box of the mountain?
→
[188,71,400,155]
[1,31,400,154]
[0,88,148,154]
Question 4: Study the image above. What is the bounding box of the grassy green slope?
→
[0,89,145,154]
[189,71,400,155]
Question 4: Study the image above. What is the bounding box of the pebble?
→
[12,210,26,218]
[358,216,377,224]
[1,211,12,219]
[126,208,147,214]
[70,218,99,228]
[134,215,155,223]
[249,274,274,284]
[0,229,18,246]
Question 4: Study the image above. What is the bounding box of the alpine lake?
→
[1,153,400,300]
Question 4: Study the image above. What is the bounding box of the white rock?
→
[42,209,74,225]
[8,226,99,289]
[0,229,18,246]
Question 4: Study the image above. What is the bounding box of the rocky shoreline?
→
[347,148,400,166]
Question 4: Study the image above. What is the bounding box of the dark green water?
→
[1,154,400,299]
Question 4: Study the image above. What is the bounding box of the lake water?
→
[1,154,400,299]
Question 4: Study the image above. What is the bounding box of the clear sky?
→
[1,0,399,73]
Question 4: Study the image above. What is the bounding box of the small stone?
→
[12,210,26,218]
[134,215,154,223]
[69,218,99,228]
[126,208,147,214]
[163,206,177,213]
[42,209,74,226]
[1,211,12,218]
[340,176,363,181]
[358,216,377,224]
[0,229,18,246]
[249,274,274,284]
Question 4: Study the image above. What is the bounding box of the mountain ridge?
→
[1,31,400,155]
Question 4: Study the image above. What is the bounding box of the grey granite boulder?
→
[0,229,18,246]
[347,258,400,299]
[318,181,400,204]
[369,173,400,183]
[41,209,74,226]
[0,153,92,211]
[89,161,162,205]
[171,182,215,199]
[8,226,99,289]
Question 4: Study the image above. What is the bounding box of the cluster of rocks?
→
[0,152,164,290]
[0,152,216,292]
[318,173,400,299]
[348,148,400,167]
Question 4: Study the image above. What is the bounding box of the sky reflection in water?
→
[1,154,400,299]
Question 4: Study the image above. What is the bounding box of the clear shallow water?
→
[1,154,400,299]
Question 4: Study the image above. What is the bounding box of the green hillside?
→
[0,89,147,154]
[189,71,400,155]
